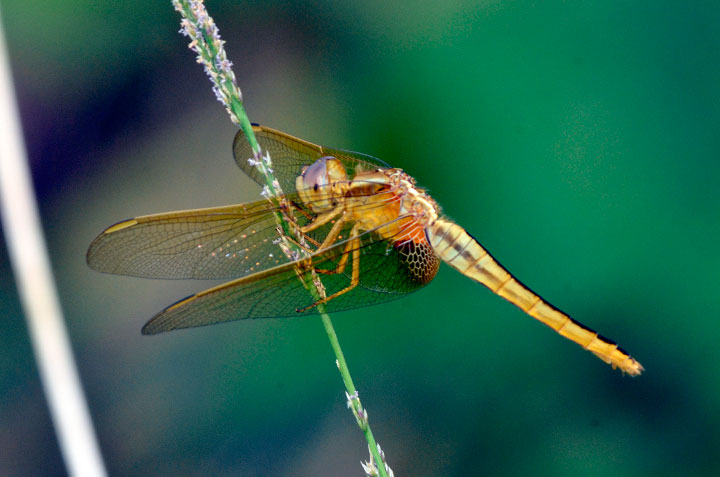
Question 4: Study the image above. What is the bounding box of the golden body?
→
[293,137,642,375]
[88,125,643,375]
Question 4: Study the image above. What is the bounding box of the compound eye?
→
[301,157,332,191]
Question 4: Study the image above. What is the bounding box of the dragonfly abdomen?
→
[427,218,643,375]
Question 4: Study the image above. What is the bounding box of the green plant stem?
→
[234,97,390,477]
[231,98,259,154]
[319,307,387,477]
[173,2,390,474]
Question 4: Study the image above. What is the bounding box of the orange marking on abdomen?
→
[395,216,428,245]
[349,190,429,246]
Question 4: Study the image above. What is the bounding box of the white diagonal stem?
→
[0,9,107,477]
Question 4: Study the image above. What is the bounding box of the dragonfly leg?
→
[298,223,362,312]
[289,200,315,221]
[316,215,350,250]
[290,213,351,261]
[279,205,349,258]
[315,225,355,275]
[273,202,319,248]
[301,207,343,234]
[276,200,332,249]
[281,229,322,252]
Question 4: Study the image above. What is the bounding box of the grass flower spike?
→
[170,1,391,475]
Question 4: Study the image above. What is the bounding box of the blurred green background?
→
[1,1,719,475]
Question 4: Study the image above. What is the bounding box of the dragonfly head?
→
[297,156,348,211]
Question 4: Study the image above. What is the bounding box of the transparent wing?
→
[87,199,297,279]
[142,219,440,334]
[87,184,397,280]
[233,124,390,194]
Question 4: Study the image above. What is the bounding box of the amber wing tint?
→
[87,200,290,279]
[233,125,389,194]
[141,218,438,334]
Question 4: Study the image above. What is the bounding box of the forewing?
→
[142,218,435,334]
[233,125,390,194]
[87,200,292,279]
[87,182,407,280]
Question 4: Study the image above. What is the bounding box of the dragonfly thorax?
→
[297,156,440,250]
[387,169,440,229]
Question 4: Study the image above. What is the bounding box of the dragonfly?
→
[87,125,643,376]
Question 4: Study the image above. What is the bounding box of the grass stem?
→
[173,2,391,474]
